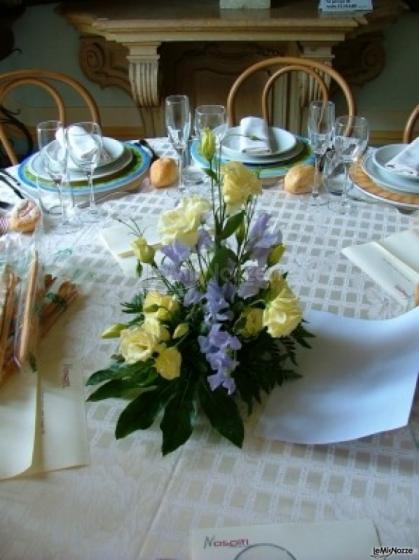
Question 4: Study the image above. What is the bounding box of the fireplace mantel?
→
[59,0,407,136]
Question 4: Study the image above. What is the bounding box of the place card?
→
[319,0,372,12]
[191,519,380,559]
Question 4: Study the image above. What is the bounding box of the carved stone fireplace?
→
[59,0,407,137]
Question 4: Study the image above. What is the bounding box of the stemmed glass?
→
[330,115,369,214]
[36,120,77,232]
[307,100,335,205]
[165,95,191,195]
[194,104,227,148]
[66,121,105,222]
[193,104,227,194]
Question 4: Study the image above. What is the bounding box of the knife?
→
[0,172,25,199]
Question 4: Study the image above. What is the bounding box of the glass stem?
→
[311,153,321,199]
[178,149,184,193]
[341,162,350,208]
[87,170,96,212]
[55,178,66,219]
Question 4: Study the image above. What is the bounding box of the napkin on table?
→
[57,126,111,165]
[239,116,272,155]
[385,137,419,177]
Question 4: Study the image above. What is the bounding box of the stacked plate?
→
[191,126,314,180]
[361,144,419,205]
[17,138,151,198]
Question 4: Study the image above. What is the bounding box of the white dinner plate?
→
[372,144,419,182]
[222,126,297,160]
[221,141,303,165]
[362,152,419,195]
[18,143,151,197]
[191,137,314,180]
[29,143,133,182]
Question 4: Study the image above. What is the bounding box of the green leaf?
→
[136,261,143,277]
[115,389,163,438]
[208,246,237,280]
[221,211,244,240]
[204,168,218,182]
[198,380,244,448]
[122,293,145,314]
[160,386,196,455]
[87,379,142,401]
[86,359,155,386]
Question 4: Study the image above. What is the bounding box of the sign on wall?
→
[319,0,373,11]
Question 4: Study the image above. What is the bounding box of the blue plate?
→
[17,142,151,197]
[191,137,314,179]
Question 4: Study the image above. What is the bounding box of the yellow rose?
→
[154,346,182,380]
[143,291,180,319]
[199,127,216,161]
[158,196,211,246]
[239,307,264,338]
[221,161,262,212]
[131,237,155,264]
[143,317,170,343]
[119,326,160,364]
[262,275,302,338]
[173,322,189,339]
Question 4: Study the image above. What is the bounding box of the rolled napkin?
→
[385,137,419,177]
[239,116,272,155]
[58,126,111,166]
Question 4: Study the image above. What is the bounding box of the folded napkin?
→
[385,137,419,177]
[239,116,272,155]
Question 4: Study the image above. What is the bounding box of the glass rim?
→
[335,115,368,124]
[36,119,63,130]
[165,94,189,103]
[195,104,226,114]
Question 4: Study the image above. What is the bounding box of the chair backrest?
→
[226,55,355,129]
[403,104,419,143]
[0,69,101,166]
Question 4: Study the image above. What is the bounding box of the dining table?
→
[0,136,418,560]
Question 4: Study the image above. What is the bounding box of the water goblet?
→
[36,120,77,232]
[194,104,227,149]
[66,121,106,223]
[307,100,335,206]
[165,95,191,195]
[329,115,369,214]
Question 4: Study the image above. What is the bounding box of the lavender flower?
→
[247,212,282,266]
[238,266,267,299]
[160,240,191,266]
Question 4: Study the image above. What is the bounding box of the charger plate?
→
[17,143,150,197]
[350,161,419,210]
[191,137,314,180]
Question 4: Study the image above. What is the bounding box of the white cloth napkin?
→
[385,137,419,177]
[64,125,100,163]
[239,116,272,155]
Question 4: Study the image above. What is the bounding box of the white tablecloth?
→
[0,138,418,560]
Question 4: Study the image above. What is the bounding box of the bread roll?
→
[149,157,178,188]
[284,164,316,194]
[9,200,41,233]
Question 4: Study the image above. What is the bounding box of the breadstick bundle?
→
[0,265,18,383]
[13,249,42,369]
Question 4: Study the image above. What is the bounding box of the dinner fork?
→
[0,172,25,199]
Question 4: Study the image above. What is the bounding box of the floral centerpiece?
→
[87,130,313,455]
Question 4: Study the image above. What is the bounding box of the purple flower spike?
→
[160,240,191,266]
[238,266,267,299]
[208,372,236,395]
[197,228,212,251]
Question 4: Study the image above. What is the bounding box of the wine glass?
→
[307,100,335,205]
[66,121,105,222]
[194,104,227,149]
[330,115,369,214]
[165,95,191,195]
[36,120,77,232]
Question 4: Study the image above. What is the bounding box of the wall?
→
[1,3,418,142]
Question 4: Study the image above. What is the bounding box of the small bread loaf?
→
[9,200,41,233]
[149,157,178,188]
[284,164,316,194]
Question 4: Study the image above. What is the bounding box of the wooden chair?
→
[0,69,101,165]
[403,104,419,143]
[226,55,355,129]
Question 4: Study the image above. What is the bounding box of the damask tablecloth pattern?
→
[0,139,417,560]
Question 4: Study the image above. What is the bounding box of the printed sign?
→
[319,0,373,11]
